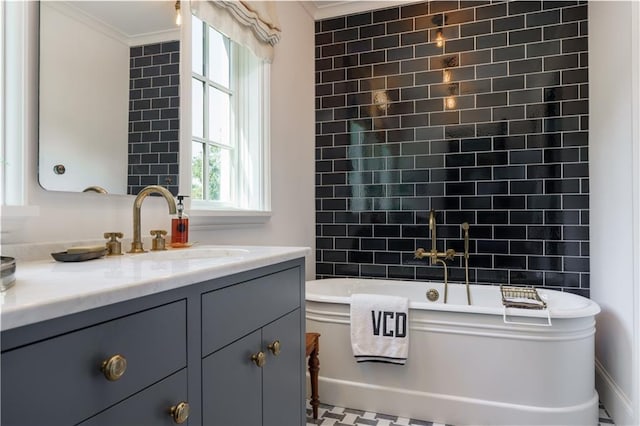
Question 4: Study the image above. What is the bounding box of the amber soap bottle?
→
[171,195,189,246]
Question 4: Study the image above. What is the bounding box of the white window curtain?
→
[191,0,281,62]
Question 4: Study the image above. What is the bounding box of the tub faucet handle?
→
[414,248,428,259]
[444,248,456,260]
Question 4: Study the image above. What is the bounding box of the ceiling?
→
[66,1,176,38]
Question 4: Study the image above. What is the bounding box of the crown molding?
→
[45,1,179,47]
[301,0,422,20]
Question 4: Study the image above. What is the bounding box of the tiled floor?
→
[306,401,616,426]
[599,402,616,425]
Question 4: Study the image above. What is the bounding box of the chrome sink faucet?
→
[129,185,177,253]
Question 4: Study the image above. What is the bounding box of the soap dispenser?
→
[171,195,189,247]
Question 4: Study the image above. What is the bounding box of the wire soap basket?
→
[500,285,547,310]
[500,286,551,326]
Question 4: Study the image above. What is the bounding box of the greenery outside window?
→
[190,14,269,212]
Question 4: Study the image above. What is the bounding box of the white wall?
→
[187,1,316,277]
[590,2,640,425]
[39,2,129,194]
[1,2,315,278]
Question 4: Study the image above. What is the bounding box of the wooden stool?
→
[305,332,320,419]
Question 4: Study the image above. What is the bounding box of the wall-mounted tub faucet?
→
[415,210,471,305]
[417,209,456,264]
[129,185,177,253]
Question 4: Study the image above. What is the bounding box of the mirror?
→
[38,1,181,195]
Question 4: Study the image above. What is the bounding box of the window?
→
[190,14,269,212]
[1,1,5,204]
[1,1,29,208]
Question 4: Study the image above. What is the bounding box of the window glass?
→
[191,15,203,75]
[192,78,204,138]
[207,145,231,202]
[208,27,230,88]
[191,142,204,199]
[208,87,230,146]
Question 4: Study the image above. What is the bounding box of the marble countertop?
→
[0,245,309,331]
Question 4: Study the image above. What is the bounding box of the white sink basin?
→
[139,247,250,261]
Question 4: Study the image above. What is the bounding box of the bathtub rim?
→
[306,278,601,320]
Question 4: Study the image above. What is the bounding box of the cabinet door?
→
[78,369,189,426]
[263,309,303,426]
[202,330,262,426]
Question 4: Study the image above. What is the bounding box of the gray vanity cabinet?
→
[0,258,305,426]
[200,266,304,426]
[202,309,302,426]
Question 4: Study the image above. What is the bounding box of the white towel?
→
[350,293,409,365]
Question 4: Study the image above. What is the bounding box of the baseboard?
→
[595,358,636,425]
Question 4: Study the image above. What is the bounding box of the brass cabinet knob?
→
[251,351,266,367]
[101,354,127,381]
[170,401,190,424]
[267,340,281,356]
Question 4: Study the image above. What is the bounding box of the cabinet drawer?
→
[202,267,301,356]
[78,369,189,426]
[1,300,186,426]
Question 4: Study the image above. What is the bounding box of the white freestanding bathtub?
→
[305,278,601,426]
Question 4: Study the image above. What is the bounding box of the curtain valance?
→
[191,0,281,62]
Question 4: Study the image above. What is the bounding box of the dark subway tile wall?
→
[315,1,589,295]
[128,41,180,195]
